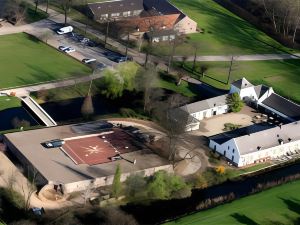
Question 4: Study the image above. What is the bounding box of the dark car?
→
[42,139,65,148]
[87,41,97,47]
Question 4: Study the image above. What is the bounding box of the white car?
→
[58,46,70,51]
[64,47,76,53]
[82,58,96,64]
[57,26,73,35]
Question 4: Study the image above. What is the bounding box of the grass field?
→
[180,59,300,103]
[165,180,300,225]
[0,96,21,111]
[0,33,91,89]
[150,0,294,56]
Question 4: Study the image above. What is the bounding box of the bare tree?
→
[55,0,72,25]
[153,94,190,165]
[167,33,186,73]
[4,0,27,25]
[135,65,159,114]
[20,167,38,210]
[38,30,53,43]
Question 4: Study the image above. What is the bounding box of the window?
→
[232,156,234,161]
[169,35,175,40]
[228,146,230,150]
[162,36,169,41]
[111,13,120,17]
[123,11,131,17]
[223,151,226,156]
[133,10,141,16]
[232,149,235,153]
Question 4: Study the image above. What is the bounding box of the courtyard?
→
[0,33,91,89]
[193,106,260,136]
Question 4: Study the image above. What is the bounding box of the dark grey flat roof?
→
[88,0,144,16]
[210,123,274,145]
[262,93,300,120]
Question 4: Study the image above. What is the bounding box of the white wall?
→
[209,139,240,165]
[238,139,300,167]
[191,105,228,121]
[174,16,197,34]
[257,87,274,103]
[57,165,173,193]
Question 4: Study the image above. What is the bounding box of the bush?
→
[226,93,244,112]
[120,108,137,118]
[147,171,191,200]
[223,123,242,131]
[125,173,147,200]
[215,166,226,174]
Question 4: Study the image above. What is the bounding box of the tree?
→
[34,0,39,14]
[112,164,122,198]
[226,93,244,112]
[147,171,190,200]
[125,173,147,199]
[135,66,159,113]
[38,30,53,43]
[167,34,186,73]
[81,94,94,119]
[153,94,190,164]
[142,42,154,68]
[100,62,140,99]
[4,0,27,25]
[55,0,72,25]
[199,64,208,77]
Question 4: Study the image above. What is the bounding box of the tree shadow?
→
[231,213,259,225]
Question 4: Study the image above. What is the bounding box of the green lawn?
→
[0,33,91,89]
[165,180,300,225]
[181,59,300,103]
[150,0,294,56]
[0,96,21,111]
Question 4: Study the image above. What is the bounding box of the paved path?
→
[1,71,103,96]
[174,53,300,62]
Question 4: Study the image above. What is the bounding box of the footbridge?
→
[21,96,57,127]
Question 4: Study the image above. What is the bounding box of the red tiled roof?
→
[115,14,180,32]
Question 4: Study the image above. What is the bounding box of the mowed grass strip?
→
[151,0,294,56]
[165,180,300,225]
[181,59,300,103]
[0,33,91,89]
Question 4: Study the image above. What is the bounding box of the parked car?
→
[87,41,97,47]
[80,37,89,44]
[82,58,96,64]
[97,62,107,70]
[57,26,73,35]
[58,45,70,51]
[64,47,76,53]
[104,51,131,63]
[42,139,65,148]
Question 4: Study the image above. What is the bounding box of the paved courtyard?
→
[192,106,260,137]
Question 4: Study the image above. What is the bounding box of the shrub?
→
[226,93,244,112]
[112,164,122,198]
[223,123,242,131]
[120,108,137,118]
[215,166,226,175]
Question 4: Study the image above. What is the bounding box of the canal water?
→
[0,107,39,131]
[122,162,300,224]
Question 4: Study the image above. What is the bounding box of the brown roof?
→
[114,14,180,32]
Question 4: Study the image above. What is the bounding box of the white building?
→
[179,94,229,131]
[178,77,300,166]
[209,121,300,167]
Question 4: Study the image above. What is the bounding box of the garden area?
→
[165,179,300,225]
[0,33,91,89]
